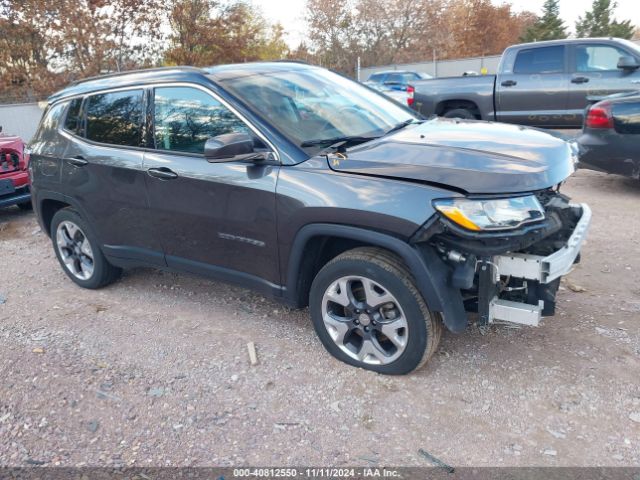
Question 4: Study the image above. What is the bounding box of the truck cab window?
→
[514,46,565,74]
[574,45,629,72]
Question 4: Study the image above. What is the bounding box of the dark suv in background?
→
[30,63,590,374]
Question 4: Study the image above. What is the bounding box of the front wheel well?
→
[40,199,71,236]
[293,236,364,308]
[292,236,404,308]
[435,100,481,119]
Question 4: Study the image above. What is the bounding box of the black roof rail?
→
[69,66,206,86]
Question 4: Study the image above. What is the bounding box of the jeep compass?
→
[29,63,590,374]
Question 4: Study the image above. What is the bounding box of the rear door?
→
[568,42,640,123]
[61,88,164,265]
[496,45,571,127]
[143,85,280,287]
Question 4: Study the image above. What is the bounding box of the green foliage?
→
[575,0,635,39]
[519,0,567,42]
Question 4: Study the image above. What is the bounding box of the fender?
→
[284,224,468,333]
[33,189,95,238]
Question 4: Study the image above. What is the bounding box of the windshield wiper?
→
[300,135,378,148]
[384,118,422,136]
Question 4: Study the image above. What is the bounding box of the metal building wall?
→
[0,103,44,142]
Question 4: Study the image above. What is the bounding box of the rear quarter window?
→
[30,102,68,155]
[64,98,83,135]
[85,90,144,147]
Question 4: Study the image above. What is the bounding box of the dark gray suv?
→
[30,63,591,374]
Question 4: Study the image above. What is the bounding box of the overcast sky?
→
[255,0,639,48]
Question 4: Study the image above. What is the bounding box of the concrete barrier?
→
[361,54,502,80]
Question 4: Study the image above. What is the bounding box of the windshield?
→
[218,67,418,154]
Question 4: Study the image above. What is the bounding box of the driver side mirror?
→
[204,133,257,162]
[617,55,640,70]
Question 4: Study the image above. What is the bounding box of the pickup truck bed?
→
[413,75,496,121]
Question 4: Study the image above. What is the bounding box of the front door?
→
[496,44,571,127]
[143,86,280,289]
[568,42,640,123]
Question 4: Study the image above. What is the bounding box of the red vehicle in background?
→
[0,126,31,210]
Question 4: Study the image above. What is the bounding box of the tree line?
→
[0,0,637,103]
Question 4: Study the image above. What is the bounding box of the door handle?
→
[66,155,88,167]
[147,167,178,180]
[571,77,590,84]
[501,80,517,87]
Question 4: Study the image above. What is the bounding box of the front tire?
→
[309,247,442,374]
[50,208,121,289]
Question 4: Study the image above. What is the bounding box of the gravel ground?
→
[1,169,639,468]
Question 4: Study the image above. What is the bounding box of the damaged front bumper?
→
[488,203,591,326]
[420,195,591,330]
[494,203,591,285]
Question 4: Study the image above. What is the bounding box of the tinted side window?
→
[514,46,565,74]
[575,44,629,72]
[153,87,249,154]
[384,73,417,84]
[64,98,83,134]
[368,73,386,83]
[85,90,144,146]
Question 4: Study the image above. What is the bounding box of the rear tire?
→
[50,208,122,289]
[443,108,476,119]
[309,247,442,374]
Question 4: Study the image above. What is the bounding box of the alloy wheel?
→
[321,275,408,365]
[56,220,95,280]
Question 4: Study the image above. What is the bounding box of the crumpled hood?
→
[328,117,576,194]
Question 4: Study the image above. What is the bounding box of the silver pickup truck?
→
[412,37,640,128]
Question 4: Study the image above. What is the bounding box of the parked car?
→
[0,127,31,210]
[363,81,415,107]
[578,91,640,180]
[412,37,640,127]
[366,70,431,92]
[30,63,590,374]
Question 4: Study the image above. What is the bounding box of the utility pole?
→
[356,56,361,81]
[433,49,438,78]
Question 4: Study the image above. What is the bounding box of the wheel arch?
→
[435,99,481,119]
[36,191,92,238]
[284,224,467,333]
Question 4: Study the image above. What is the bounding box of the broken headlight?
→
[433,195,545,231]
